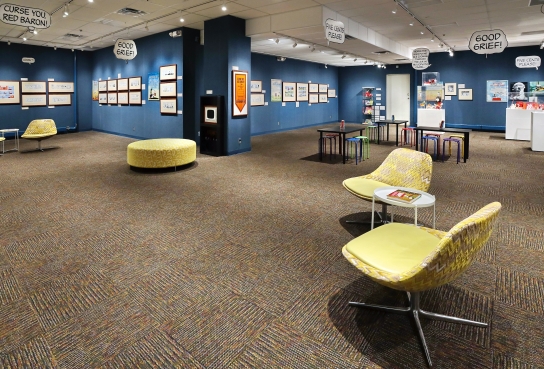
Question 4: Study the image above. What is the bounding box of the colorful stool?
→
[448,134,465,159]
[421,135,438,160]
[354,135,370,160]
[319,133,338,159]
[345,137,361,164]
[442,137,461,164]
[400,127,416,146]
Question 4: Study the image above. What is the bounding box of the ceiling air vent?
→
[62,33,84,40]
[395,58,409,61]
[116,8,147,17]
[345,35,356,40]
[372,51,391,55]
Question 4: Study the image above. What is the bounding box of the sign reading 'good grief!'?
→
[0,3,51,29]
[113,39,137,60]
[469,29,508,54]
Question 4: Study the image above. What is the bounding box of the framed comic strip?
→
[250,80,262,93]
[21,81,46,94]
[129,76,142,90]
[99,93,107,104]
[22,94,47,107]
[160,82,177,98]
[309,83,318,93]
[296,83,308,102]
[108,92,117,104]
[0,81,20,104]
[107,79,117,92]
[319,94,328,103]
[48,94,71,106]
[445,83,456,96]
[118,92,129,105]
[319,84,328,93]
[458,88,473,101]
[160,98,177,114]
[282,82,296,102]
[327,89,336,98]
[251,93,265,106]
[117,78,128,91]
[48,81,74,93]
[309,94,319,104]
[98,80,107,92]
[160,64,177,81]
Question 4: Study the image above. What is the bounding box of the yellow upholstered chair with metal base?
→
[21,119,57,151]
[342,202,501,367]
[0,137,4,156]
[343,148,433,226]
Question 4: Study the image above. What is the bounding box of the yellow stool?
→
[447,134,465,158]
[127,138,196,169]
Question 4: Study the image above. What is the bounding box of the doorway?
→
[386,74,411,123]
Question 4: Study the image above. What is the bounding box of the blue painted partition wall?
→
[250,53,339,135]
[0,42,92,133]
[91,31,183,139]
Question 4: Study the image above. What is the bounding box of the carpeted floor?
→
[0,126,543,369]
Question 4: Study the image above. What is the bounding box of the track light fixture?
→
[22,33,27,41]
[341,54,346,59]
[7,41,10,45]
[275,38,279,44]
[292,41,297,48]
[439,43,444,48]
[409,22,413,26]
[448,48,454,56]
[420,31,424,35]
[145,22,149,30]
[324,64,327,68]
[221,1,226,11]
[277,56,286,62]
[540,40,544,49]
[431,36,434,42]
[54,46,57,50]
[64,4,69,17]
[392,0,397,14]
[354,58,357,62]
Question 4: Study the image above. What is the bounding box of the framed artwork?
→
[129,76,142,90]
[232,70,248,117]
[296,83,308,102]
[319,84,328,93]
[159,64,177,81]
[309,94,319,103]
[250,80,262,93]
[309,83,318,93]
[282,82,296,102]
[271,79,282,102]
[487,80,508,102]
[148,73,159,101]
[327,89,336,98]
[160,98,177,114]
[48,94,71,106]
[319,94,328,103]
[92,81,98,101]
[118,92,129,105]
[108,92,117,104]
[22,94,47,107]
[458,88,473,101]
[98,80,107,92]
[48,81,74,93]
[129,91,142,105]
[107,79,117,92]
[160,82,177,98]
[98,93,107,104]
[509,81,528,101]
[21,81,46,93]
[117,78,128,91]
[251,93,265,106]
[0,81,20,104]
[445,83,457,96]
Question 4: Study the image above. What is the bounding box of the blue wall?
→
[91,30,184,139]
[250,53,339,135]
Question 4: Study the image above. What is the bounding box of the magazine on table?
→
[386,189,421,203]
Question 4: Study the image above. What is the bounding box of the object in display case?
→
[364,107,373,115]
[509,81,528,101]
[364,89,373,98]
[418,85,444,109]
[422,72,440,86]
[365,99,373,106]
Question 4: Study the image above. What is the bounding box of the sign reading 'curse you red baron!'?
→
[0,3,51,29]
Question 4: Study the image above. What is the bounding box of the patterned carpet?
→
[0,126,543,368]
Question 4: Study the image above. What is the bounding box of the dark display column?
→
[200,95,224,156]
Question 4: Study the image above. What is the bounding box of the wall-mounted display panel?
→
[319,84,328,93]
[486,80,508,102]
[232,70,248,117]
[148,73,159,101]
[117,78,128,91]
[160,64,177,81]
[0,81,20,104]
[48,81,74,93]
[21,81,46,94]
[160,98,177,114]
[92,81,98,101]
[327,89,336,98]
[118,92,129,105]
[160,82,176,98]
[22,94,47,107]
[297,83,308,102]
[108,93,117,104]
[129,91,142,105]
[444,83,457,96]
[129,76,141,90]
[48,94,71,106]
[282,82,296,102]
[250,80,262,93]
[251,93,265,106]
[271,79,282,102]
[98,80,107,92]
[309,83,318,93]
[99,93,107,104]
[458,88,473,101]
[309,94,318,104]
[107,79,117,92]
[319,94,328,103]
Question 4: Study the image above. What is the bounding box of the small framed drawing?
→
[327,89,336,98]
[458,88,473,101]
[98,80,107,92]
[251,93,265,106]
[309,83,318,93]
[160,64,177,81]
[309,94,319,104]
[48,94,71,106]
[108,93,117,104]
[117,78,128,91]
[445,83,457,96]
[99,93,107,104]
[48,81,74,93]
[107,79,117,91]
[319,84,328,93]
[129,91,142,105]
[319,94,328,103]
[21,81,46,93]
[160,98,177,114]
[129,76,141,90]
[0,80,20,104]
[250,80,262,93]
[118,92,129,105]
[160,82,177,97]
[282,82,296,102]
[296,83,308,102]
[22,94,47,107]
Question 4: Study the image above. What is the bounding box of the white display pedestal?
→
[531,112,544,151]
[505,108,531,141]
[417,109,445,127]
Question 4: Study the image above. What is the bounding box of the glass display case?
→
[417,85,444,109]
[422,72,441,86]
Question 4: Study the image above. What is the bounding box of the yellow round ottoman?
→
[127,138,196,169]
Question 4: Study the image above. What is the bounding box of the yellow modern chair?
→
[343,148,433,225]
[342,202,502,367]
[0,136,4,156]
[21,119,57,151]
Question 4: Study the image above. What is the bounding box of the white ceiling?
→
[1,0,544,66]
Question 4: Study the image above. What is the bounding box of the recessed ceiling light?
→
[420,31,424,35]
[221,5,226,11]
[180,18,184,22]
[409,22,414,26]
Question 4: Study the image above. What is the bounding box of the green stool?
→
[354,135,370,160]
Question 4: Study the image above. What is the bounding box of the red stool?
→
[400,127,416,146]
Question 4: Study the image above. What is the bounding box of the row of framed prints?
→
[98,77,142,92]
[250,93,332,106]
[282,82,336,102]
[20,94,72,107]
[99,91,142,105]
[1,80,74,105]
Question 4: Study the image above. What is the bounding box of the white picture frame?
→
[117,78,128,91]
[309,83,318,93]
[22,94,47,107]
[48,94,71,106]
[160,98,177,114]
[327,89,336,98]
[129,76,141,90]
[48,81,74,93]
[319,94,328,103]
[107,79,117,92]
[319,84,328,93]
[282,82,296,102]
[309,94,319,103]
[98,80,107,92]
[160,82,177,97]
[250,80,262,93]
[108,92,117,104]
[21,81,46,94]
[129,91,142,105]
[99,93,107,104]
[458,88,473,101]
[160,64,177,81]
[0,80,20,105]
[251,93,265,106]
[232,70,248,117]
[445,83,457,96]
[296,83,308,102]
[118,92,129,105]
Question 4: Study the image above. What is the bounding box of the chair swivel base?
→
[348,291,487,367]
[346,203,391,226]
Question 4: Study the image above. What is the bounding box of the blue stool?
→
[421,135,438,160]
[345,137,361,164]
[442,137,461,164]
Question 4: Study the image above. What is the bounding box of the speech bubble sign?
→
[22,57,35,64]
[325,19,345,44]
[469,29,508,54]
[0,3,51,29]
[113,39,137,60]
[412,48,430,70]
[516,56,541,69]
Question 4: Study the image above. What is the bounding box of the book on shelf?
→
[386,189,421,203]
